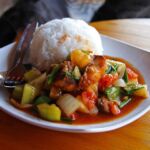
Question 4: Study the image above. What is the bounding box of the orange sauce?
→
[72,56,145,125]
[72,97,144,125]
[11,56,146,125]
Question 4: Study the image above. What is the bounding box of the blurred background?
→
[0,0,150,47]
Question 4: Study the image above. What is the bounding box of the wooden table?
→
[91,19,150,52]
[1,19,150,150]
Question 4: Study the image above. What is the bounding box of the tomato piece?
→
[109,103,121,115]
[127,68,138,80]
[99,73,118,91]
[81,91,97,110]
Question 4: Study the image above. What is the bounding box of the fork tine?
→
[4,80,25,88]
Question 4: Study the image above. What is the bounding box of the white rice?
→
[29,18,103,71]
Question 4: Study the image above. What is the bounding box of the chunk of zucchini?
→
[124,83,145,95]
[37,103,61,121]
[30,73,47,90]
[12,85,24,100]
[72,66,81,80]
[105,64,118,74]
[24,68,41,82]
[106,59,126,78]
[21,84,38,104]
[123,69,128,83]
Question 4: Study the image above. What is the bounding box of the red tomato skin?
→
[98,73,118,91]
[126,68,138,80]
[81,91,97,110]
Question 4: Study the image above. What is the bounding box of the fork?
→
[3,21,37,88]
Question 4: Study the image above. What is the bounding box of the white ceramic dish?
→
[0,35,150,133]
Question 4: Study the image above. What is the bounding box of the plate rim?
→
[1,99,150,133]
[1,35,150,133]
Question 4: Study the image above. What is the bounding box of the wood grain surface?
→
[90,19,150,51]
[1,19,150,150]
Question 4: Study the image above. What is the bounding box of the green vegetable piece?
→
[133,85,149,98]
[21,84,38,104]
[12,85,24,100]
[106,64,118,74]
[105,87,121,100]
[113,64,119,72]
[61,117,73,123]
[65,66,81,80]
[119,97,132,108]
[105,65,112,74]
[24,68,41,82]
[123,69,128,83]
[30,73,47,90]
[72,66,81,80]
[34,96,51,105]
[106,59,126,78]
[48,65,60,84]
[65,71,73,79]
[37,103,61,121]
[81,50,91,55]
[124,84,144,95]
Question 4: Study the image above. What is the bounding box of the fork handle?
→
[15,21,37,65]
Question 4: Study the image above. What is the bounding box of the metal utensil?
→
[3,21,37,88]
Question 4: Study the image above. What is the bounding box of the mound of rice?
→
[29,18,103,71]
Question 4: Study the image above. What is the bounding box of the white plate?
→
[0,35,150,133]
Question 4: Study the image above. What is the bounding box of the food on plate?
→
[29,18,103,71]
[10,49,149,124]
[9,18,149,124]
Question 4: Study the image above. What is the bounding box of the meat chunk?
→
[79,55,106,90]
[52,61,77,92]
[98,97,121,115]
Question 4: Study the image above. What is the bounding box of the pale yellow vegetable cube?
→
[37,104,61,121]
[133,85,149,98]
[24,68,41,82]
[21,84,38,104]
